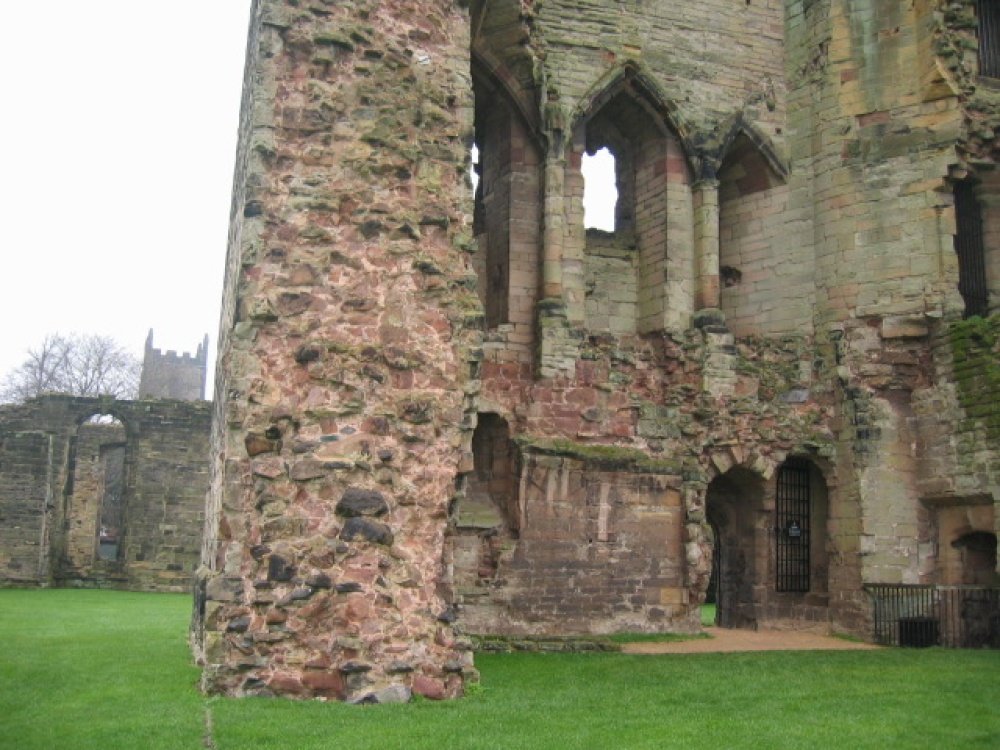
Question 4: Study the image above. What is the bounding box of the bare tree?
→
[0,333,141,404]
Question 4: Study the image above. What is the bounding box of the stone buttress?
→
[193,0,480,701]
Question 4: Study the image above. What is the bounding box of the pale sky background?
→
[0,1,253,388]
[0,1,617,397]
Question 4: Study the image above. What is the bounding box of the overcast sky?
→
[0,1,253,386]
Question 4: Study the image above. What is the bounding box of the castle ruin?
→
[193,0,1000,701]
[138,329,209,401]
[0,395,211,591]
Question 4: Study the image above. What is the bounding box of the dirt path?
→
[621,627,881,654]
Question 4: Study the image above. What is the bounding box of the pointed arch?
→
[471,46,543,335]
[714,113,796,334]
[471,49,543,146]
[567,62,697,334]
[701,448,831,628]
[711,112,789,186]
[571,62,698,174]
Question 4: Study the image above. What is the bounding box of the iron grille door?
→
[954,181,989,318]
[776,459,810,593]
[980,0,1000,79]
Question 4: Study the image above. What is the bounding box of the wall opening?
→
[97,443,127,561]
[706,518,721,624]
[470,143,481,198]
[718,131,789,333]
[582,147,618,232]
[952,531,998,585]
[471,64,542,334]
[776,458,811,592]
[453,414,519,608]
[705,468,766,629]
[953,180,989,318]
[574,86,681,334]
[979,0,1000,78]
[774,457,830,611]
[61,413,128,571]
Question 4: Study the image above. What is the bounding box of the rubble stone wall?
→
[0,395,211,591]
[195,0,480,702]
[0,427,52,585]
[198,0,1000,700]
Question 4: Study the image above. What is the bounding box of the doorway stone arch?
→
[701,452,833,630]
[705,467,768,629]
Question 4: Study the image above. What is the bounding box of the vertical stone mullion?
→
[694,178,721,312]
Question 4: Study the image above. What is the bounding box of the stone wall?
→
[194,0,480,702]
[0,395,211,591]
[200,0,1000,700]
[0,425,52,585]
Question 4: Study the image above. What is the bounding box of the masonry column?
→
[537,87,579,379]
[542,150,566,301]
[193,0,479,703]
[694,178,721,311]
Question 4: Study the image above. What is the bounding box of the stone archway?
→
[705,468,767,629]
[953,531,998,585]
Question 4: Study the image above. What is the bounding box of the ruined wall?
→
[201,0,1000,700]
[0,422,52,585]
[195,0,480,702]
[782,0,998,607]
[0,395,211,590]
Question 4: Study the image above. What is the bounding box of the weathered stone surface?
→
[193,0,1000,703]
[195,0,477,702]
[412,675,446,700]
[349,685,411,705]
[0,394,211,591]
[335,487,389,518]
[339,518,394,546]
[305,573,332,589]
[267,555,296,582]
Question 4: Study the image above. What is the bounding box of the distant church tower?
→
[138,329,209,401]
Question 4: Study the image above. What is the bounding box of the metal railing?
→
[865,584,1000,649]
[980,0,1000,79]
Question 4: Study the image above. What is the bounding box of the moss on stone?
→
[517,436,684,474]
[948,315,1000,441]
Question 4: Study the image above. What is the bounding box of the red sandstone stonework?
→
[192,0,1000,702]
[194,0,480,701]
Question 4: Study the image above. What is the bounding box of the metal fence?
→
[864,584,1000,649]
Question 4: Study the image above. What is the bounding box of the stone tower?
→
[196,0,1000,700]
[138,330,209,400]
[193,0,478,701]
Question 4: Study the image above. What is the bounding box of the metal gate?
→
[776,459,810,592]
[866,584,1000,648]
[980,0,1000,79]
[953,181,989,318]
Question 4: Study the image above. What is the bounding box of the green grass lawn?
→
[2,590,999,750]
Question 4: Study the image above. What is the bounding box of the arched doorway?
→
[706,468,766,629]
[706,457,831,629]
[953,531,998,585]
[952,531,999,647]
[61,412,129,579]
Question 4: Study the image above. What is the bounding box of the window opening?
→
[86,413,122,425]
[582,147,618,231]
[953,181,989,318]
[776,459,810,592]
[470,143,481,197]
[979,0,1000,78]
[96,443,126,561]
